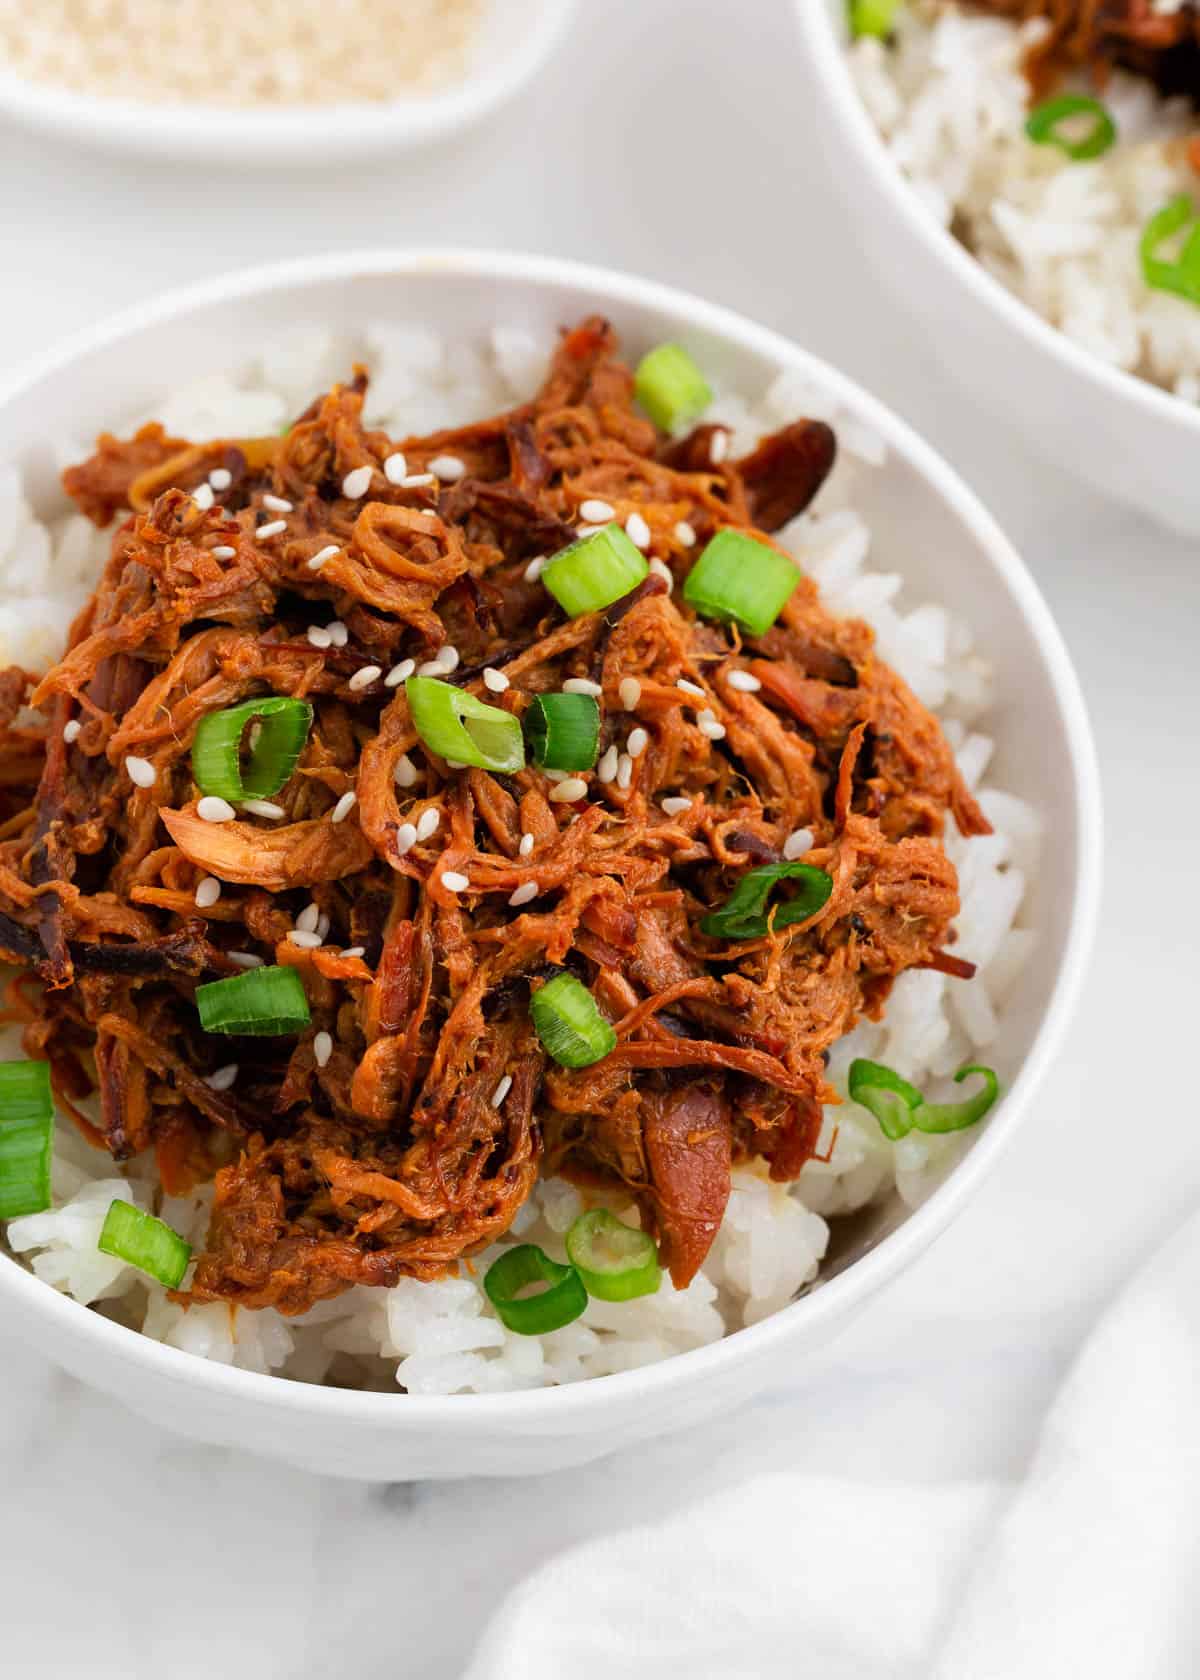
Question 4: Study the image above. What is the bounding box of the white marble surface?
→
[0,1,1196,1673]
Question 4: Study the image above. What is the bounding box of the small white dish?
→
[0,0,575,167]
[0,249,1100,1480]
[793,0,1200,535]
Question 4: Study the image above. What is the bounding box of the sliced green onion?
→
[192,696,313,802]
[1025,94,1116,162]
[913,1065,1000,1134]
[850,0,901,38]
[483,1243,588,1334]
[683,529,800,637]
[524,692,601,771]
[98,1199,192,1288]
[1141,195,1200,307]
[848,1057,923,1141]
[566,1208,661,1302]
[0,1060,54,1220]
[634,343,713,433]
[700,861,833,941]
[849,1057,999,1138]
[530,972,617,1069]
[405,675,524,773]
[540,525,649,618]
[196,965,311,1036]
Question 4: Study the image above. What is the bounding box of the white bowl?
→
[793,0,1200,535]
[0,250,1100,1480]
[0,0,575,167]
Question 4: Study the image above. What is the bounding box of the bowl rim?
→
[0,0,576,163]
[792,0,1200,443]
[0,247,1102,1429]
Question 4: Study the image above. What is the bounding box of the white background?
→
[0,1,1197,1674]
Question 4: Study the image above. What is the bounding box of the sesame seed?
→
[580,498,615,524]
[62,720,81,744]
[441,870,470,893]
[212,545,237,561]
[227,951,263,969]
[307,626,332,649]
[331,791,357,824]
[728,670,762,692]
[315,912,331,944]
[618,676,642,710]
[435,645,460,673]
[385,659,416,688]
[288,929,323,949]
[550,777,588,803]
[197,796,236,823]
[674,521,697,547]
[596,745,619,784]
[542,768,568,783]
[295,903,321,934]
[192,483,215,512]
[348,665,382,692]
[508,881,539,907]
[616,753,634,790]
[326,621,348,648]
[783,828,815,861]
[255,519,287,541]
[649,557,674,591]
[676,678,705,697]
[576,524,608,540]
[340,947,366,959]
[661,796,693,816]
[394,754,419,788]
[194,876,222,909]
[519,831,535,857]
[401,473,437,489]
[262,493,293,513]
[416,807,441,842]
[429,455,466,482]
[383,452,408,485]
[242,799,286,822]
[209,468,232,492]
[524,556,546,582]
[626,727,648,758]
[483,667,509,693]
[123,760,155,795]
[697,711,727,741]
[491,1073,513,1107]
[341,465,373,499]
[307,545,339,572]
[709,429,730,465]
[313,1030,333,1069]
[625,511,651,549]
[205,1064,239,1092]
[445,759,467,771]
[395,822,417,856]
[562,677,603,697]
[417,660,446,677]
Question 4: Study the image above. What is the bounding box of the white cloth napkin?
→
[465,1209,1200,1680]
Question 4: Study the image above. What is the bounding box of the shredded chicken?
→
[0,317,989,1313]
[965,0,1200,99]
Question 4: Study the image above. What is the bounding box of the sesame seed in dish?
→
[254,519,287,541]
[0,0,483,108]
[341,465,373,500]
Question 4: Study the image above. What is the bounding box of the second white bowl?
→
[793,0,1200,535]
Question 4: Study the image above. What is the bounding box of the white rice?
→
[1,322,1040,1394]
[849,1,1200,397]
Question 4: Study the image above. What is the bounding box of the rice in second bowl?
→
[848,1,1200,400]
[0,320,1039,1396]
